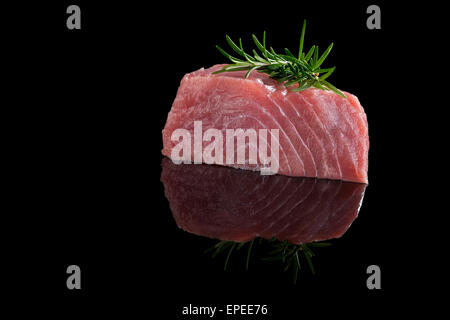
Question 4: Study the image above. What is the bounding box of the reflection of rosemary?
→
[205,238,331,284]
[205,239,255,271]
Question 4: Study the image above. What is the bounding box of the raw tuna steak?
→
[162,64,369,183]
[161,159,366,244]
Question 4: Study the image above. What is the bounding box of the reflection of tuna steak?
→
[162,64,369,183]
[161,159,366,244]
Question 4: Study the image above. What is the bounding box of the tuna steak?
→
[162,64,369,183]
[161,159,366,244]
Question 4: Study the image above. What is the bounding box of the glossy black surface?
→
[5,1,426,316]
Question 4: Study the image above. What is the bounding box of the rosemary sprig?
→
[213,20,346,98]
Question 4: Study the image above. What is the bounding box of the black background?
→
[5,0,434,317]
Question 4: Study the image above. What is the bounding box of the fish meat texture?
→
[162,64,369,183]
[161,158,366,244]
